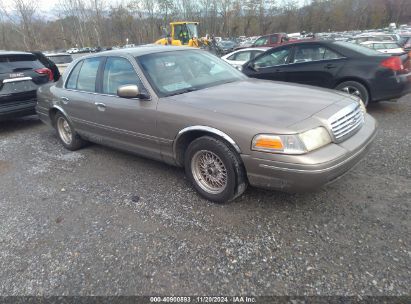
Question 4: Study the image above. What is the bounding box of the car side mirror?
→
[117,85,147,99]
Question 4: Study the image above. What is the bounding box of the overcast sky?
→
[2,0,57,11]
[1,0,309,14]
[1,0,122,12]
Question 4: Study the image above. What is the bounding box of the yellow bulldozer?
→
[155,21,202,47]
[154,21,224,56]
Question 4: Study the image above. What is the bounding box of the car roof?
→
[259,33,287,37]
[361,41,398,44]
[83,45,196,58]
[0,50,34,56]
[269,40,333,46]
[46,53,71,56]
[356,33,394,37]
[234,47,271,51]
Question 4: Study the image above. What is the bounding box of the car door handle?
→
[94,102,106,111]
[60,97,69,104]
[324,64,337,69]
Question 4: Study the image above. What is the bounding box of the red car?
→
[252,33,289,47]
[237,33,314,50]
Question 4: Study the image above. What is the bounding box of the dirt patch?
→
[0,160,11,173]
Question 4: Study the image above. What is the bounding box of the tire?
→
[335,81,370,106]
[54,112,86,151]
[184,136,248,203]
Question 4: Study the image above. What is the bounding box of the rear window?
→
[47,55,73,64]
[376,43,400,49]
[0,54,43,74]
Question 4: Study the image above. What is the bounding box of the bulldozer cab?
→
[171,22,199,45]
[155,22,202,47]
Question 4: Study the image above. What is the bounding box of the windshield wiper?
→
[167,87,198,96]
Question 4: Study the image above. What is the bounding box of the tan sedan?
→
[36,46,376,203]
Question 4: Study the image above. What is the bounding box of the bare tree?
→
[2,0,411,51]
[1,0,39,50]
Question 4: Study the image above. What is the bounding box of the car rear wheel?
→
[335,81,369,106]
[55,113,86,151]
[185,136,247,203]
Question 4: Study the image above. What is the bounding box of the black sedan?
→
[242,40,411,105]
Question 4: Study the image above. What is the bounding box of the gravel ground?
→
[0,95,410,296]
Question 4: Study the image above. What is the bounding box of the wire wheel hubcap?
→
[191,150,228,194]
[57,117,72,145]
[341,86,361,98]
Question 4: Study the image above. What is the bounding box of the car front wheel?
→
[185,136,247,203]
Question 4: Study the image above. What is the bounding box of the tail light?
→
[380,56,404,71]
[35,68,53,81]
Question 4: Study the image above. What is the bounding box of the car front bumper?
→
[241,114,377,192]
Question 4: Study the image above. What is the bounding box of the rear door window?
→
[323,48,343,60]
[66,60,83,89]
[66,57,102,92]
[293,45,343,63]
[0,54,43,74]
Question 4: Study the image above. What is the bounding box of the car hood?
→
[169,79,353,128]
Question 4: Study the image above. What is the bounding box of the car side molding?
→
[174,125,242,155]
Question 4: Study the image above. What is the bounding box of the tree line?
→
[0,0,410,51]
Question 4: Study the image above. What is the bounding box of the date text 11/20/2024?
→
[149,296,257,303]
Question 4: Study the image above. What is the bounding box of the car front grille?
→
[328,103,364,143]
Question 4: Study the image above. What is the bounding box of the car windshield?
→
[334,41,383,56]
[186,23,198,38]
[138,50,246,97]
[47,55,73,64]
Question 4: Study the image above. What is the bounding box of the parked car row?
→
[66,47,100,54]
[222,40,411,106]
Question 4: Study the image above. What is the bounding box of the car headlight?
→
[252,127,332,154]
[299,127,332,152]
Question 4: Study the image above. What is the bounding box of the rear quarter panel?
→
[36,81,58,125]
